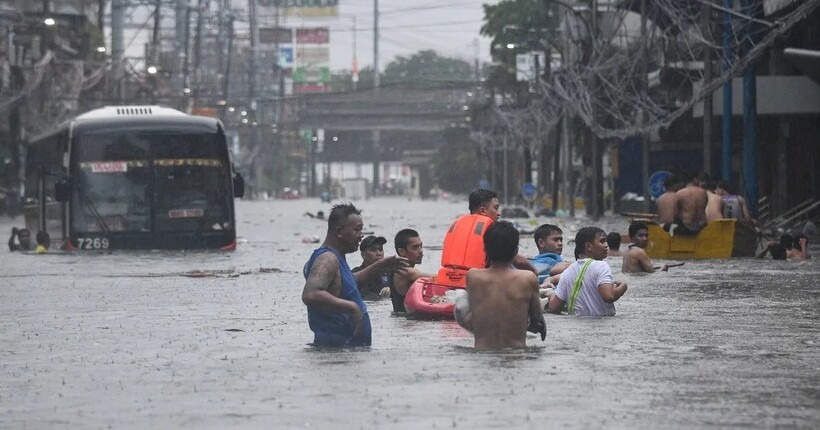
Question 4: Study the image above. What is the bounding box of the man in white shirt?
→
[547,227,627,316]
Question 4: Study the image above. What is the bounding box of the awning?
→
[784,48,820,85]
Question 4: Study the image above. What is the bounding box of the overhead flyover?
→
[297,82,476,132]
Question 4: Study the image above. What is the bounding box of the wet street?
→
[1,197,819,429]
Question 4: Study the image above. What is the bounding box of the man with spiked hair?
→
[302,203,407,347]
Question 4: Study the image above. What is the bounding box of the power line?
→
[325,18,484,33]
[380,1,484,16]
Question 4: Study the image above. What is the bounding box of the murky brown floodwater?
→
[1,197,818,429]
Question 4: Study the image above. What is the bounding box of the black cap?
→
[359,235,387,252]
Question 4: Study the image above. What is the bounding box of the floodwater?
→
[1,198,819,429]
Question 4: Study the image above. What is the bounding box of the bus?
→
[24,106,244,251]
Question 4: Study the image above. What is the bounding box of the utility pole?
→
[193,0,205,105]
[182,4,191,110]
[221,13,234,115]
[473,38,480,82]
[248,0,260,195]
[175,0,187,92]
[741,0,758,216]
[640,0,650,212]
[721,0,733,181]
[371,0,380,196]
[702,0,713,177]
[111,0,125,103]
[589,0,603,219]
[373,0,380,89]
[503,134,509,206]
[352,17,359,90]
[98,0,106,41]
[151,0,161,67]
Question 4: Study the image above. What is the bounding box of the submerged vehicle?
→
[24,106,244,251]
[642,219,758,259]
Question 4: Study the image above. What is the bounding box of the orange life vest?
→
[436,213,494,287]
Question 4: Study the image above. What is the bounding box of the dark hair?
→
[533,223,562,245]
[484,221,519,263]
[327,203,361,230]
[468,189,498,213]
[793,234,808,251]
[606,232,621,249]
[701,179,717,191]
[394,228,419,251]
[574,226,605,259]
[770,245,787,260]
[628,222,648,239]
[780,234,794,250]
[36,230,50,247]
[663,174,679,190]
[17,228,31,238]
[717,180,736,195]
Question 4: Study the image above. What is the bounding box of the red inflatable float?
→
[403,277,461,319]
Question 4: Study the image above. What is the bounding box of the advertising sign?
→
[256,0,339,17]
[296,28,330,44]
[259,27,293,45]
[522,182,537,201]
[294,46,330,84]
[278,46,294,68]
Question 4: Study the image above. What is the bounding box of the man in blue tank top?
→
[302,203,407,347]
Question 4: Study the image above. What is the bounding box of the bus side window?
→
[234,172,245,198]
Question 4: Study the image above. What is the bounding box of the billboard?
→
[260,27,293,45]
[294,46,330,84]
[293,27,330,92]
[256,0,339,18]
[515,52,544,82]
[296,28,330,44]
[278,46,294,68]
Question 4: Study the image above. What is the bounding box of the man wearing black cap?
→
[352,235,392,300]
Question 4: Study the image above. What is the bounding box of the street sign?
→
[522,182,537,201]
[648,170,671,200]
[479,179,491,190]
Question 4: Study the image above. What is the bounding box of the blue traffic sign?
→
[648,170,671,200]
[522,182,537,200]
[479,179,491,190]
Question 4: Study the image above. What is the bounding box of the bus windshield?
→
[72,131,231,235]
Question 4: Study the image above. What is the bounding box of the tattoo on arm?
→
[304,254,338,294]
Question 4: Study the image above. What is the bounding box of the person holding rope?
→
[546,227,627,316]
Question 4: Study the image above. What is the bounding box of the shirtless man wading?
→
[622,222,668,273]
[461,221,546,350]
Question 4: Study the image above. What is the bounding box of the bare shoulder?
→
[513,269,539,290]
[466,268,489,282]
[627,247,647,258]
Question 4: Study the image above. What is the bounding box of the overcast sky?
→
[122,0,499,71]
[277,0,498,70]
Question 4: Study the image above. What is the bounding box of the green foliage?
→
[433,127,483,193]
[330,50,473,91]
[480,0,561,92]
[383,50,473,84]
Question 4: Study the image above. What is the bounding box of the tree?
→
[330,50,473,92]
[383,50,473,85]
[480,0,562,93]
[433,126,483,193]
